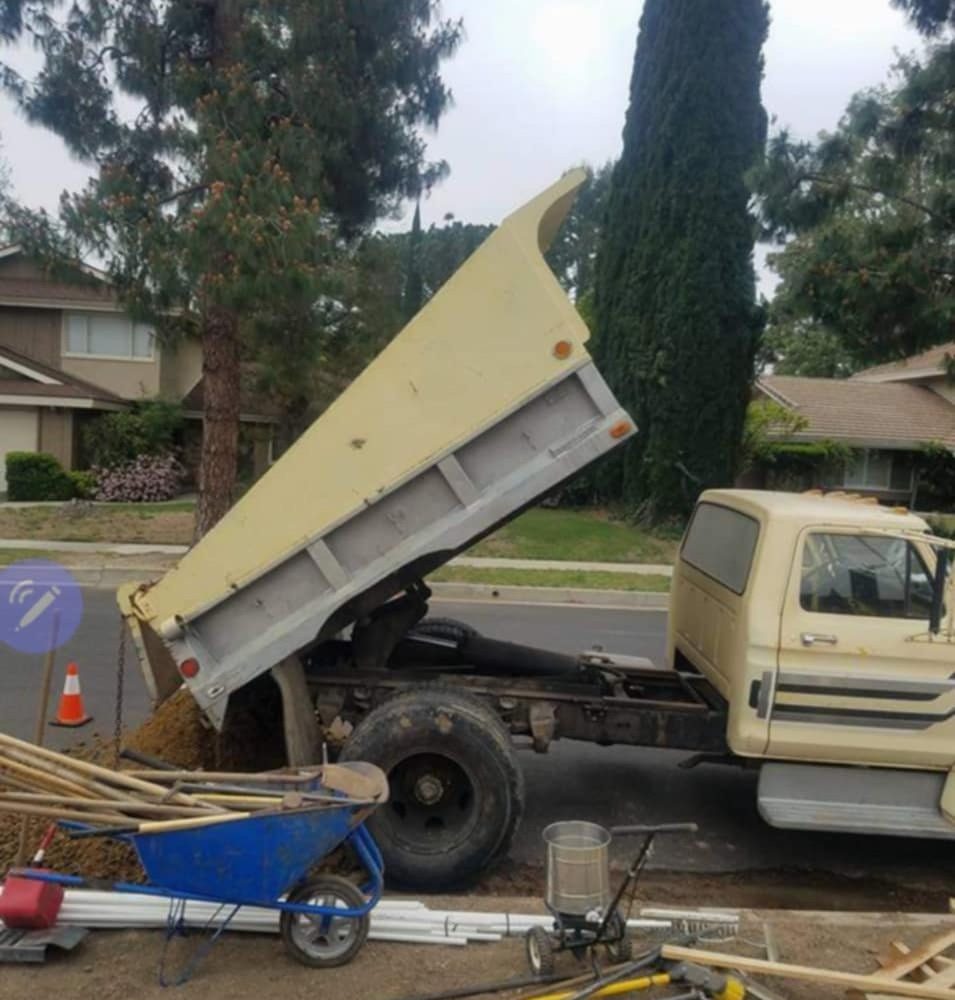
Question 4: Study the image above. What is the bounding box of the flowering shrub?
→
[92,453,185,503]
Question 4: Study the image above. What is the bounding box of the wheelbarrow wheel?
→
[280,875,369,968]
[525,926,556,977]
[603,910,633,963]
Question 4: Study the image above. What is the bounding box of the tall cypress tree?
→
[592,0,769,520]
[402,202,425,321]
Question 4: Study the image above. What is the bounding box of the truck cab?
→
[669,489,955,838]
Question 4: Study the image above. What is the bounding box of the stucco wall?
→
[160,338,202,399]
[61,355,160,399]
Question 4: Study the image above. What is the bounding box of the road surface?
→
[2,588,953,885]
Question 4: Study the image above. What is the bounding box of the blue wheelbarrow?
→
[13,762,388,985]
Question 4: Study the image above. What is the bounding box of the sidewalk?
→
[452,556,672,576]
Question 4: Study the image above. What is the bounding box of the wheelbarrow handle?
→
[610,822,698,836]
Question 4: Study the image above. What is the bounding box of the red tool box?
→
[0,873,64,930]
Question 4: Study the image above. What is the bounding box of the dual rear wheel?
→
[340,686,525,888]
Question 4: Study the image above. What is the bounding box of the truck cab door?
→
[769,528,955,769]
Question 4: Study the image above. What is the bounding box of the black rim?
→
[384,752,479,853]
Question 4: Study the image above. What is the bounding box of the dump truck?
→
[119,169,955,889]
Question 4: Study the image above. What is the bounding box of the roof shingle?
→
[0,344,125,404]
[852,342,955,382]
[758,375,955,449]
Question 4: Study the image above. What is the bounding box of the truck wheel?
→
[340,687,524,889]
[410,617,478,644]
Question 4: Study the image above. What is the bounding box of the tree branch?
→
[802,170,950,225]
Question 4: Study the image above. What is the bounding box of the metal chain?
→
[114,616,127,766]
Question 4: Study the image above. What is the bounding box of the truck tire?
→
[340,687,524,889]
[410,617,478,644]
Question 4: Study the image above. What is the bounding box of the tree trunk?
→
[194,0,242,541]
[195,304,241,539]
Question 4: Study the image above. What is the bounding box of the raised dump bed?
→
[119,169,635,731]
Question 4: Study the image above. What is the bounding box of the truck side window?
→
[800,533,935,619]
[681,503,760,595]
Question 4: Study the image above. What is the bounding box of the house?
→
[0,245,275,492]
[754,342,955,504]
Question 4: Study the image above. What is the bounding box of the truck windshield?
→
[800,533,935,620]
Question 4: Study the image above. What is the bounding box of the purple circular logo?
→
[0,559,83,654]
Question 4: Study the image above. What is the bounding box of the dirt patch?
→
[0,506,193,545]
[479,860,953,913]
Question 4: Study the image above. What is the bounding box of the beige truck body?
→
[119,169,635,731]
[668,489,955,836]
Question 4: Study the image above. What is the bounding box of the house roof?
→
[0,243,122,311]
[852,341,955,383]
[0,344,126,408]
[757,374,955,450]
[182,366,280,423]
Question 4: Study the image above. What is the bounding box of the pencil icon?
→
[15,586,61,632]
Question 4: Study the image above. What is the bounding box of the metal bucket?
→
[543,821,611,916]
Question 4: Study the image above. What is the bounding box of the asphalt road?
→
[2,588,953,886]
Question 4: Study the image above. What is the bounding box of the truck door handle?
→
[801,632,838,647]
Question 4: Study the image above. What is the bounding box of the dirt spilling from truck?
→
[0,688,285,880]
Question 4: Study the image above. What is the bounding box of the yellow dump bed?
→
[119,170,635,728]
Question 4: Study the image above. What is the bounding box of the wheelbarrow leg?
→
[271,656,320,766]
[159,899,242,987]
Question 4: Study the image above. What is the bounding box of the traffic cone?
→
[49,662,92,727]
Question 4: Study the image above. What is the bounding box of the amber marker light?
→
[553,340,573,359]
[609,421,633,439]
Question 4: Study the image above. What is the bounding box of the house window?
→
[843,449,914,492]
[65,312,154,360]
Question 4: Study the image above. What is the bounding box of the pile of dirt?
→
[124,689,219,770]
[0,686,286,881]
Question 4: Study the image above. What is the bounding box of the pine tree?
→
[0,1,460,535]
[892,0,955,35]
[592,0,769,520]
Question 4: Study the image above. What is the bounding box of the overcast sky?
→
[0,1,925,248]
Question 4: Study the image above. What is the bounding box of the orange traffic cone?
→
[49,662,92,728]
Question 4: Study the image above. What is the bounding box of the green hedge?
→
[5,452,76,501]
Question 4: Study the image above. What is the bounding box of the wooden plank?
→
[660,945,955,1000]
[876,931,955,981]
[916,962,955,990]
[880,941,933,983]
[878,942,955,984]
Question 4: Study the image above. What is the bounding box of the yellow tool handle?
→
[524,972,671,1000]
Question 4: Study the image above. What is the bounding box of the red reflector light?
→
[180,658,200,679]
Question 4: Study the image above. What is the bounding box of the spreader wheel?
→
[280,875,369,968]
[525,925,556,977]
[604,910,633,963]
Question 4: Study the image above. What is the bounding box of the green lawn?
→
[430,566,672,592]
[0,504,195,544]
[468,507,680,565]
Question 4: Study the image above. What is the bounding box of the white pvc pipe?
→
[54,890,674,947]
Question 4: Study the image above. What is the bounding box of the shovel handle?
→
[610,823,698,836]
